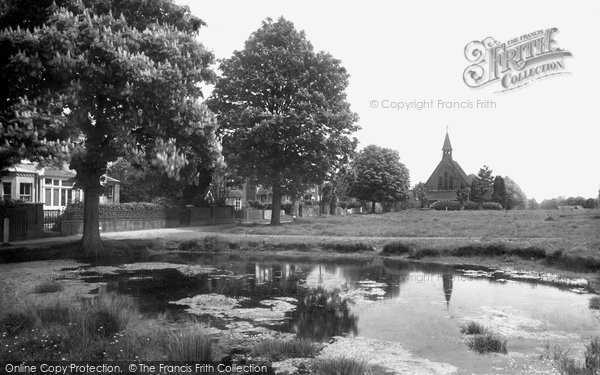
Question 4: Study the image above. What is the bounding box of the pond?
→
[74,253,600,374]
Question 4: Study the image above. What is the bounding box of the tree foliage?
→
[349,145,410,213]
[470,165,494,208]
[207,17,359,225]
[492,175,507,208]
[0,0,221,253]
[504,176,527,209]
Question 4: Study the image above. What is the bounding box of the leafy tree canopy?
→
[349,145,410,212]
[207,17,359,224]
[0,0,220,253]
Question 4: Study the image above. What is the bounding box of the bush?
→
[466,332,507,354]
[166,326,213,361]
[251,338,321,361]
[281,202,294,215]
[461,321,486,335]
[381,242,412,256]
[33,280,64,294]
[312,357,374,375]
[322,243,373,253]
[430,200,461,211]
[482,202,503,210]
[409,248,440,259]
[463,201,479,210]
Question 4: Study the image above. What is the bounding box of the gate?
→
[43,209,62,232]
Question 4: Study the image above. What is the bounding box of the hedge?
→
[463,201,479,210]
[482,202,503,210]
[430,200,461,211]
[62,202,170,220]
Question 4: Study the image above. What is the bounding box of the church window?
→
[443,172,448,190]
[438,176,443,190]
[449,176,454,190]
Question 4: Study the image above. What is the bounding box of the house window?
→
[45,188,52,205]
[53,188,59,206]
[19,183,32,202]
[234,198,242,210]
[107,185,114,199]
[2,183,11,200]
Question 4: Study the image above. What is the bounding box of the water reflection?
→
[287,287,358,341]
[442,272,453,309]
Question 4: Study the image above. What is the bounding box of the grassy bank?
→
[0,286,213,362]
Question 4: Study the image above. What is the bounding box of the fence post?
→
[3,218,8,244]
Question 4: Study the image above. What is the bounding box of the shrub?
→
[461,321,486,335]
[381,242,412,256]
[463,201,479,210]
[589,296,600,310]
[282,202,294,215]
[430,200,461,211]
[482,202,503,210]
[33,280,64,294]
[312,357,374,375]
[466,332,507,354]
[251,338,321,361]
[409,248,440,259]
[166,326,213,361]
[322,243,373,253]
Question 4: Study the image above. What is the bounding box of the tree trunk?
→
[82,186,104,255]
[270,184,282,225]
[291,195,299,218]
[371,201,376,214]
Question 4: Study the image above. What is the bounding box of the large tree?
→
[349,145,410,213]
[0,0,221,254]
[207,17,359,225]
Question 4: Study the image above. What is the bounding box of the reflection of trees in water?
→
[287,287,358,341]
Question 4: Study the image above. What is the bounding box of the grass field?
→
[226,209,599,243]
[218,209,600,271]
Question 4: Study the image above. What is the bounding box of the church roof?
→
[443,132,452,150]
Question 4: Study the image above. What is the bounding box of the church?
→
[423,131,474,203]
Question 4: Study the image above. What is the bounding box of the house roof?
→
[8,163,39,174]
[228,189,244,198]
[105,176,120,184]
[44,168,76,179]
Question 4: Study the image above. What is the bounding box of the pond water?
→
[75,253,600,374]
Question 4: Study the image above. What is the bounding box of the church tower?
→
[442,130,452,160]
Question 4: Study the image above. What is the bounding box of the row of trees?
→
[0,2,369,253]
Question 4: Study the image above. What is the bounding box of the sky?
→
[178,0,600,201]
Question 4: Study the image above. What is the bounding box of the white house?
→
[1,162,120,210]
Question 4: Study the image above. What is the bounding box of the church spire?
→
[442,128,452,159]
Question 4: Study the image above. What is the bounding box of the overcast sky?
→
[178,0,600,201]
